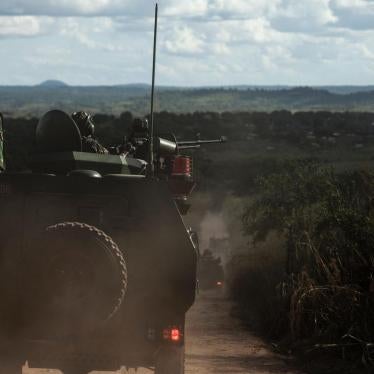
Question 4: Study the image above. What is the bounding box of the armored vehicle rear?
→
[0,108,224,374]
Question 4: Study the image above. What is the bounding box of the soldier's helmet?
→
[72,111,95,137]
[132,118,149,134]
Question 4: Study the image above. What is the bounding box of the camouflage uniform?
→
[72,111,108,154]
[82,136,108,154]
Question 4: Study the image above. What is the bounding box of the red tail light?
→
[162,327,182,343]
[171,328,180,342]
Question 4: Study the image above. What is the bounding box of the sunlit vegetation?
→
[228,162,374,372]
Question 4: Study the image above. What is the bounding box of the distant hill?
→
[207,85,374,94]
[29,82,374,94]
[38,80,69,88]
[1,85,374,117]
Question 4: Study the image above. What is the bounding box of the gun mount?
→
[30,109,226,215]
[155,135,226,213]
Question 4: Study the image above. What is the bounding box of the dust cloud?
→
[199,211,228,250]
[198,211,232,265]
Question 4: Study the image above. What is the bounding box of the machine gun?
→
[156,135,226,155]
[106,126,226,215]
[153,134,226,214]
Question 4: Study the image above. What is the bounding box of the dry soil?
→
[23,290,305,374]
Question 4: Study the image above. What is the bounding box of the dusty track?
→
[184,290,303,374]
[23,290,304,374]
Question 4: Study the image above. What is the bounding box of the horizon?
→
[2,80,374,89]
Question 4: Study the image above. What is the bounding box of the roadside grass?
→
[226,163,374,373]
[227,233,289,338]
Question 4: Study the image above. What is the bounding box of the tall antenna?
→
[148,3,158,177]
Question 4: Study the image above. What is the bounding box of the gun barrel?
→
[177,137,226,147]
[179,145,201,150]
[157,136,226,156]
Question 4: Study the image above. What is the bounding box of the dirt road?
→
[184,290,303,374]
[24,290,304,374]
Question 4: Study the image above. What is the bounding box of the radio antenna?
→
[148,3,158,177]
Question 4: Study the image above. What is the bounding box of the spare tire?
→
[25,222,127,335]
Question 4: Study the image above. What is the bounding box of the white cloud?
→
[358,44,374,61]
[331,0,374,30]
[0,16,50,37]
[163,0,208,17]
[210,42,229,55]
[58,17,128,51]
[270,0,337,33]
[208,0,281,19]
[0,0,155,17]
[241,18,284,43]
[0,0,374,85]
[163,26,205,55]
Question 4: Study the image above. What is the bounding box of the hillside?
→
[38,80,69,88]
[1,85,374,117]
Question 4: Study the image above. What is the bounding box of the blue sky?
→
[0,0,373,86]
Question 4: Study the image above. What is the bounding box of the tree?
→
[242,162,374,343]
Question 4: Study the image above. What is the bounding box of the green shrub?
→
[235,161,374,363]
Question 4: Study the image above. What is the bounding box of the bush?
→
[227,234,288,338]
[233,161,374,367]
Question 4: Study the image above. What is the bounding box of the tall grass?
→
[227,233,288,338]
[229,162,374,368]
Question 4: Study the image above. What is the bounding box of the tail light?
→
[171,328,180,342]
[162,327,183,343]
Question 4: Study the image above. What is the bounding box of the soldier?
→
[131,117,149,136]
[107,118,149,156]
[126,118,150,159]
[71,111,108,154]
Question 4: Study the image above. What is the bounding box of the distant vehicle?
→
[198,249,225,290]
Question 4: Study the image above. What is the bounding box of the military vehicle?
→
[0,5,225,374]
[0,111,223,374]
[198,250,225,290]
